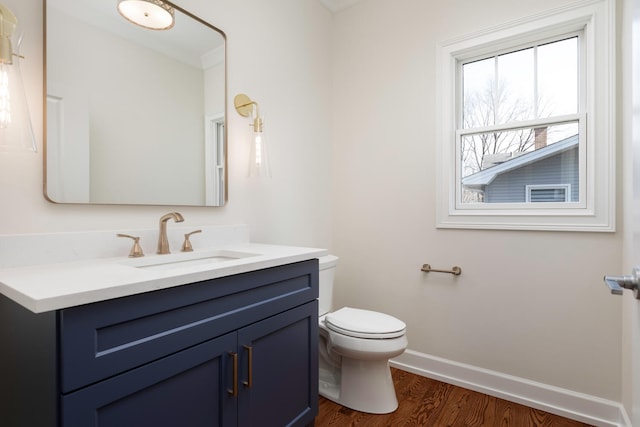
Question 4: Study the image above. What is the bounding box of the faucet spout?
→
[157,212,184,254]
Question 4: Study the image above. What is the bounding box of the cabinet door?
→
[237,301,318,427]
[62,332,237,427]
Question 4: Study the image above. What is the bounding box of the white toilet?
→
[318,255,408,414]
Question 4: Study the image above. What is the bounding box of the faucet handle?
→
[117,234,144,258]
[181,230,202,252]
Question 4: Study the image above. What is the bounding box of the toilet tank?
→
[318,255,339,316]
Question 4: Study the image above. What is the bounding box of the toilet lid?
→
[324,307,406,339]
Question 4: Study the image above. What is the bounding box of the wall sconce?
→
[117,0,175,30]
[0,4,36,152]
[234,93,271,178]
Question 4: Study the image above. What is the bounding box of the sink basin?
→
[121,249,259,271]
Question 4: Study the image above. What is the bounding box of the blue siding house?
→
[461,135,579,203]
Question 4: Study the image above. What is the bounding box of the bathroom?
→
[0,0,638,425]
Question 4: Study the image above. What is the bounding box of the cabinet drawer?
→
[59,260,318,393]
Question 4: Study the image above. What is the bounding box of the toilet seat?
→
[325,307,406,339]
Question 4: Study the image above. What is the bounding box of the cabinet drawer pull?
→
[243,345,253,388]
[228,351,238,397]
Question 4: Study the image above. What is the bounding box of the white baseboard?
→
[390,350,631,427]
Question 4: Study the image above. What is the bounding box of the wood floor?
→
[315,368,593,427]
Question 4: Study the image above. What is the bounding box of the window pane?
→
[497,47,534,123]
[462,37,578,129]
[460,122,579,204]
[462,57,495,129]
[538,37,578,117]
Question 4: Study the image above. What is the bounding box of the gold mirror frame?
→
[44,0,227,206]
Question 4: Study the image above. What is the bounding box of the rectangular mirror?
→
[44,0,227,206]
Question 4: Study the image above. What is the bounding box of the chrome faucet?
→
[157,212,184,254]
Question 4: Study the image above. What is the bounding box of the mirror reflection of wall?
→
[45,0,226,206]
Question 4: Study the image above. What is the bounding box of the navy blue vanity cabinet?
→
[0,259,319,427]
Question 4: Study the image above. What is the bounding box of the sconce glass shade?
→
[235,94,271,178]
[249,123,271,178]
[0,5,36,152]
[117,0,175,30]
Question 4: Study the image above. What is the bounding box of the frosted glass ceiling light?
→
[235,94,271,178]
[117,0,175,30]
[0,4,36,152]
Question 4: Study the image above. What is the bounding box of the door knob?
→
[603,267,640,299]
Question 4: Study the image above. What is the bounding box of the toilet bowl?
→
[318,255,407,414]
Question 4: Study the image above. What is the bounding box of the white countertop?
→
[0,241,328,314]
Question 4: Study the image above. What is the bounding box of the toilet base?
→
[319,366,341,401]
[319,357,399,414]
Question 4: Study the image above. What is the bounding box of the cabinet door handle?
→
[243,345,253,388]
[228,351,238,397]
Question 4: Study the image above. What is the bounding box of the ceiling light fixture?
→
[117,0,175,31]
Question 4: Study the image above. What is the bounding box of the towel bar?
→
[421,264,462,276]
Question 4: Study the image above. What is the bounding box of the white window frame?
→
[526,184,571,203]
[435,0,615,232]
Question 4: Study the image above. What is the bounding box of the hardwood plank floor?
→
[315,368,593,427]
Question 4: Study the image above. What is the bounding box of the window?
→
[526,185,571,203]
[460,36,581,206]
[436,0,615,231]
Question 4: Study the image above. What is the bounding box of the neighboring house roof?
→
[461,134,579,190]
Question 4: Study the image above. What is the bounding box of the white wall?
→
[0,0,333,251]
[86,22,205,205]
[205,62,225,118]
[331,0,623,401]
